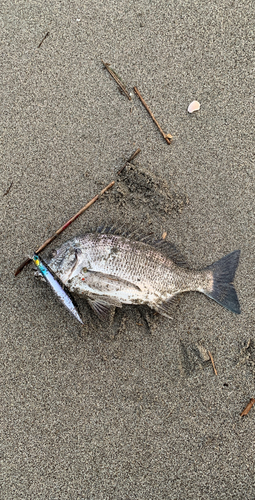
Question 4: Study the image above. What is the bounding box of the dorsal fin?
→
[150,240,187,267]
[95,222,152,240]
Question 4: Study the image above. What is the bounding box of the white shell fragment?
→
[188,100,200,113]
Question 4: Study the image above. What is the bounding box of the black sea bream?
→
[44,226,241,320]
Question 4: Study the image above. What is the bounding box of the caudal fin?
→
[204,250,241,314]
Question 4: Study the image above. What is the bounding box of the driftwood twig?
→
[102,60,131,101]
[38,32,49,49]
[208,351,218,376]
[3,181,13,196]
[14,182,114,276]
[240,398,255,417]
[133,86,172,144]
[14,149,141,276]
[117,148,141,175]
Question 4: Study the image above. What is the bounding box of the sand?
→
[1,0,255,498]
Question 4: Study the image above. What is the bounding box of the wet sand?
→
[1,1,255,498]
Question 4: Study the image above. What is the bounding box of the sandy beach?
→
[1,1,255,498]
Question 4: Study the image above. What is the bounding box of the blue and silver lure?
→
[32,253,83,325]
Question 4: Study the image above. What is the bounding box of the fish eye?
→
[82,267,88,273]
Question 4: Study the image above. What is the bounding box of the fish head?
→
[46,241,84,284]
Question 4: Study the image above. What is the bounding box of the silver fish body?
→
[45,229,240,320]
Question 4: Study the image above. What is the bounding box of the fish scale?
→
[84,236,170,292]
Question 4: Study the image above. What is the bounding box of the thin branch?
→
[38,32,49,49]
[208,351,218,376]
[240,398,255,417]
[14,181,114,276]
[117,148,141,175]
[134,86,172,144]
[3,181,13,196]
[102,60,131,101]
[14,149,141,276]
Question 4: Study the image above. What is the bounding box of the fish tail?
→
[204,250,241,314]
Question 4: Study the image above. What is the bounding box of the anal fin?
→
[155,296,179,319]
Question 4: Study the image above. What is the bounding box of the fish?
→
[32,253,83,325]
[42,226,241,321]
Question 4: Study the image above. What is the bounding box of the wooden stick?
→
[38,32,49,49]
[3,181,13,196]
[240,398,255,417]
[102,60,131,101]
[14,149,141,276]
[117,148,141,175]
[14,181,114,276]
[133,86,172,144]
[208,351,218,376]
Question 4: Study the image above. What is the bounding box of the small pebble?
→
[188,100,200,113]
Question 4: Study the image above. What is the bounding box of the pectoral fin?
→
[86,294,122,321]
[87,298,113,321]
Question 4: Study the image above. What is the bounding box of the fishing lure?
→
[32,253,83,325]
